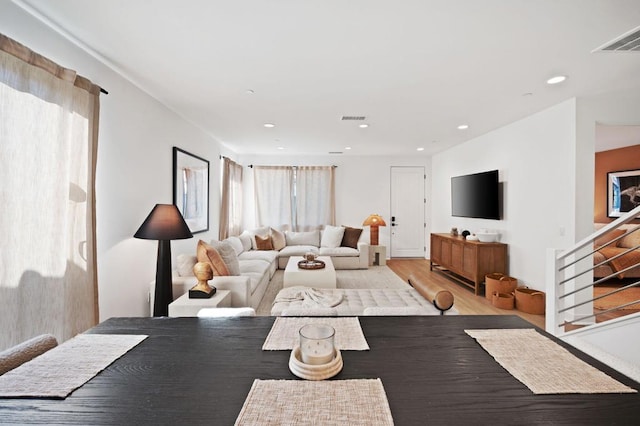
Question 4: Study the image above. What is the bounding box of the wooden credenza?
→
[430,233,507,295]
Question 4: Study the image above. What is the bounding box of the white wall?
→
[431,100,578,291]
[0,3,223,320]
[238,154,431,252]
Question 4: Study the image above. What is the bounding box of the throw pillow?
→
[341,226,363,249]
[617,229,640,250]
[176,254,197,277]
[224,236,244,256]
[321,225,345,248]
[250,227,270,250]
[208,240,241,276]
[255,234,274,250]
[285,230,320,246]
[196,240,230,276]
[593,229,626,249]
[239,231,253,252]
[270,228,286,250]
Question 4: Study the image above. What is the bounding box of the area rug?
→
[0,334,147,398]
[593,285,640,310]
[234,379,394,425]
[262,317,369,350]
[256,266,410,316]
[465,329,636,394]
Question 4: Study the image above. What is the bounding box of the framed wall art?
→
[607,169,640,218]
[173,147,209,233]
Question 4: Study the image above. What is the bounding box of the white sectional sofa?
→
[154,226,369,313]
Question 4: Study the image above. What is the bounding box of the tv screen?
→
[451,170,500,220]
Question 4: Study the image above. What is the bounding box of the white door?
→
[390,166,425,258]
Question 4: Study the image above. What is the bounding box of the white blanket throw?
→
[274,286,343,308]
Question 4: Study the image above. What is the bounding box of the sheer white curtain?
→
[295,166,335,230]
[253,166,293,230]
[0,34,100,350]
[219,157,243,239]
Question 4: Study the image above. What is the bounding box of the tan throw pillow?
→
[618,229,640,249]
[341,226,363,249]
[196,240,230,276]
[270,228,286,250]
[255,234,274,251]
[593,229,626,249]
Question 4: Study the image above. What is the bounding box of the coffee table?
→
[283,256,336,288]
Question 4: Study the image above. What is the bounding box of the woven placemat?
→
[235,379,394,425]
[465,329,637,394]
[0,334,147,398]
[262,317,369,350]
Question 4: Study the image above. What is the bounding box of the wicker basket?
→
[484,273,518,300]
[514,287,546,314]
[491,292,515,310]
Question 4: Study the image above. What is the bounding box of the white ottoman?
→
[283,256,337,289]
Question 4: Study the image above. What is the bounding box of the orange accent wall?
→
[594,144,640,223]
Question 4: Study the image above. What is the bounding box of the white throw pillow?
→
[224,236,244,256]
[239,231,253,252]
[209,240,241,276]
[285,230,320,247]
[176,254,197,277]
[321,225,345,248]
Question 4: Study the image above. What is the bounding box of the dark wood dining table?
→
[0,315,638,425]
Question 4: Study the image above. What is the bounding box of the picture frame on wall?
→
[607,169,640,218]
[173,147,209,233]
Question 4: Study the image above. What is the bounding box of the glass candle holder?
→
[299,324,335,365]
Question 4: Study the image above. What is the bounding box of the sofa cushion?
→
[271,228,286,250]
[208,240,241,276]
[176,254,197,277]
[239,259,271,274]
[239,231,253,252]
[255,234,274,250]
[279,245,319,257]
[250,227,271,250]
[224,236,245,256]
[319,247,360,257]
[239,250,279,264]
[341,226,363,249]
[196,240,230,276]
[321,225,345,248]
[285,230,320,247]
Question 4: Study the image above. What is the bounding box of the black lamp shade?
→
[134,204,193,241]
[134,204,193,316]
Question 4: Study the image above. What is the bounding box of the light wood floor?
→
[386,258,546,329]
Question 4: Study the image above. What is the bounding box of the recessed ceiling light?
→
[277,146,284,150]
[546,75,567,85]
[457,124,469,130]
[417,147,425,151]
[345,146,352,150]
[264,123,275,128]
[359,124,369,128]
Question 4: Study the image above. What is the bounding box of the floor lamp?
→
[134,204,193,316]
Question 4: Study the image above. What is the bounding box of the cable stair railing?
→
[548,204,640,336]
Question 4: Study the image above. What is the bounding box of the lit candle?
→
[299,324,335,365]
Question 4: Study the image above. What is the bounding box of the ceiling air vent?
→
[329,151,343,154]
[594,26,640,52]
[340,116,366,121]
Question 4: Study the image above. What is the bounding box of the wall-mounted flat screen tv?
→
[451,170,500,220]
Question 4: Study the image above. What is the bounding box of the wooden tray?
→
[298,259,326,270]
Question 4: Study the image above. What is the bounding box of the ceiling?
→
[18,0,640,156]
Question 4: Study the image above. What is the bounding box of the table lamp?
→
[362,214,386,246]
[134,204,193,316]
